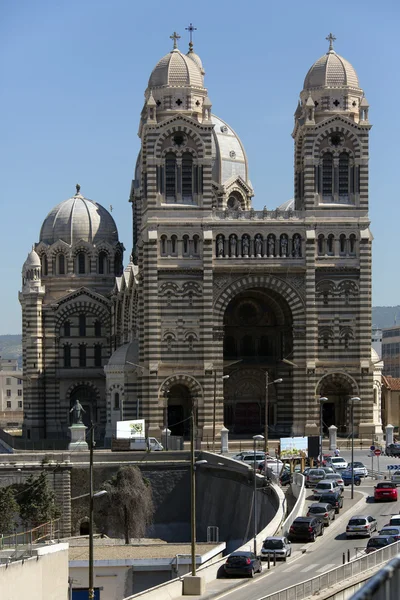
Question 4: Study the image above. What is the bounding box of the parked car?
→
[306,502,336,526]
[391,470,400,486]
[305,468,326,488]
[347,462,368,477]
[374,482,398,502]
[279,470,292,486]
[346,515,378,538]
[319,491,343,513]
[321,453,333,466]
[386,443,400,457]
[288,517,324,542]
[324,473,344,492]
[223,551,262,578]
[260,537,292,561]
[389,515,400,527]
[379,526,400,541]
[341,470,361,486]
[259,458,284,474]
[313,480,341,500]
[320,466,336,475]
[232,452,265,468]
[365,535,396,554]
[326,456,348,470]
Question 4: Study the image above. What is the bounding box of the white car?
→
[327,456,348,470]
[347,462,368,477]
[391,470,400,486]
[232,452,265,468]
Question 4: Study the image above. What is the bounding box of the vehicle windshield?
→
[317,483,331,489]
[349,519,366,526]
[368,539,387,547]
[381,529,397,536]
[377,483,394,489]
[331,458,344,463]
[308,507,325,513]
[390,518,400,525]
[393,471,400,476]
[263,540,283,549]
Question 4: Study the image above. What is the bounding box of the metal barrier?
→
[258,540,400,600]
[0,519,61,551]
[350,555,400,600]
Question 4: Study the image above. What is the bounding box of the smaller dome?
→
[24,248,41,268]
[371,347,381,364]
[148,48,204,89]
[105,341,139,371]
[277,198,295,211]
[304,50,360,90]
[211,115,249,185]
[187,48,205,75]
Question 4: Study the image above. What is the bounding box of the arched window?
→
[349,234,356,255]
[171,235,177,255]
[41,254,48,276]
[64,345,71,368]
[114,392,120,410]
[77,252,85,275]
[64,321,71,337]
[98,251,107,275]
[182,153,193,200]
[160,235,167,255]
[339,152,350,199]
[327,234,334,255]
[94,320,101,337]
[193,235,199,256]
[79,344,86,367]
[79,314,86,337]
[318,234,325,255]
[339,234,347,255]
[114,252,122,276]
[59,254,65,275]
[183,235,189,255]
[94,344,102,367]
[165,153,176,200]
[322,152,334,197]
[241,335,254,356]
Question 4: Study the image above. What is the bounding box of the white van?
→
[130,437,164,451]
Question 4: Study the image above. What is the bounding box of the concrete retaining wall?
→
[280,472,306,536]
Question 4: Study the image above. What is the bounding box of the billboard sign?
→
[280,436,308,459]
[116,419,145,439]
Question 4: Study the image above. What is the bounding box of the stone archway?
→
[68,383,100,428]
[159,375,203,438]
[316,372,359,435]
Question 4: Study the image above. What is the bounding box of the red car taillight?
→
[290,526,294,532]
[246,558,251,565]
[308,527,313,532]
[324,513,328,517]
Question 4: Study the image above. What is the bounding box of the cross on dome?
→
[186,22,197,48]
[170,31,181,50]
[326,32,336,52]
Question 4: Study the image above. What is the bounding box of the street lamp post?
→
[319,397,328,466]
[349,397,361,499]
[212,372,229,452]
[253,434,264,555]
[88,422,94,600]
[264,374,283,455]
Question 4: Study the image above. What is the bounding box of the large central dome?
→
[40,190,118,246]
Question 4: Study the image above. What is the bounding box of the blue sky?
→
[0,0,398,334]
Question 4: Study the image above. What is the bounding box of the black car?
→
[386,443,400,457]
[319,491,343,514]
[365,535,396,554]
[223,551,262,578]
[288,517,324,542]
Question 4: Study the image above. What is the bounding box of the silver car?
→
[348,462,369,477]
[324,472,345,492]
[260,536,292,561]
[307,502,336,526]
[232,452,265,468]
[346,515,377,538]
[313,480,341,500]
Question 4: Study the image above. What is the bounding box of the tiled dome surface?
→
[149,49,203,88]
[304,51,360,89]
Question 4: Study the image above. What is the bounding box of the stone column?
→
[220,426,229,454]
[386,424,394,449]
[329,425,338,451]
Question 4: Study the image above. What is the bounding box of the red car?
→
[374,482,398,502]
[321,453,333,467]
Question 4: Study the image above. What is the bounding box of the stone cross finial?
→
[170,31,181,49]
[185,23,197,50]
[326,33,336,52]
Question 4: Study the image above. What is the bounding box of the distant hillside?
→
[0,335,22,367]
[372,306,400,329]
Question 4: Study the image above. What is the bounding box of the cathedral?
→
[20,32,383,445]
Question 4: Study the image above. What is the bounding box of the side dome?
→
[304,51,360,90]
[23,248,41,268]
[211,115,249,185]
[40,189,119,246]
[149,48,204,89]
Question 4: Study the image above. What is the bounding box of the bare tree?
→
[101,466,154,544]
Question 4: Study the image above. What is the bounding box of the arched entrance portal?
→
[70,385,98,428]
[223,288,293,435]
[167,384,192,437]
[317,373,359,435]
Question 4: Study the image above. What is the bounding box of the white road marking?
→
[316,563,336,572]
[301,564,317,572]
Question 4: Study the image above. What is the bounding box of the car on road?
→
[232,452,265,468]
[223,551,262,578]
[374,482,398,502]
[305,468,326,488]
[341,470,361,486]
[319,491,343,513]
[326,456,348,470]
[321,453,333,466]
[390,470,400,486]
[313,480,341,500]
[324,473,345,492]
[389,515,400,527]
[379,526,400,541]
[306,502,336,526]
[320,466,336,475]
[386,444,400,457]
[288,517,324,542]
[365,535,396,554]
[260,537,292,561]
[259,457,284,474]
[346,515,378,538]
[347,462,368,477]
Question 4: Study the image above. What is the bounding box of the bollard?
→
[347,549,350,563]
[273,553,276,567]
[267,555,270,569]
[343,552,346,565]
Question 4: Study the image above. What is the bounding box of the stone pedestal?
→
[386,424,394,448]
[305,422,319,436]
[68,424,88,451]
[147,423,162,439]
[161,428,171,450]
[183,575,205,596]
[329,425,338,451]
[220,426,229,454]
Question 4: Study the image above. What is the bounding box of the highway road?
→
[205,449,400,600]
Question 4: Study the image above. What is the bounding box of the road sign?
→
[374,449,382,456]
[370,445,375,451]
[387,465,400,470]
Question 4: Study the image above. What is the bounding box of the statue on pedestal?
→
[70,399,86,425]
